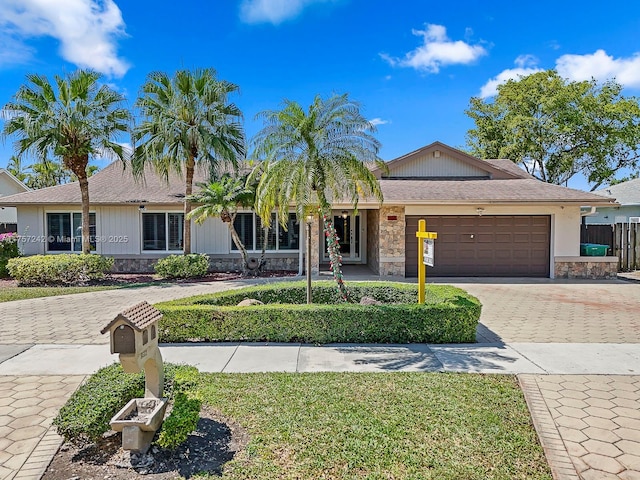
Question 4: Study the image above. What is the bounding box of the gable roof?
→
[0,144,618,208]
[0,169,30,195]
[0,161,208,206]
[101,301,162,334]
[371,142,517,180]
[594,178,640,206]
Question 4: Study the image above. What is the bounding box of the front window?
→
[142,212,183,251]
[232,213,299,251]
[47,212,96,252]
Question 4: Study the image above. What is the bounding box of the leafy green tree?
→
[186,175,254,274]
[132,68,245,254]
[2,70,130,252]
[252,93,384,301]
[466,70,640,190]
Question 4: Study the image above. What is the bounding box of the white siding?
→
[0,173,27,196]
[97,206,141,255]
[193,217,230,254]
[17,206,45,255]
[389,152,488,178]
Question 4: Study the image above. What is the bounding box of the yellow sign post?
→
[416,219,437,304]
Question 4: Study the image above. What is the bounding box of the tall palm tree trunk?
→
[79,174,91,254]
[184,156,195,254]
[68,155,91,254]
[317,190,351,302]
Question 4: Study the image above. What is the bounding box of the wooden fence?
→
[615,222,640,272]
[581,222,640,271]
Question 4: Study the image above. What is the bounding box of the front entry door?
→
[324,213,361,262]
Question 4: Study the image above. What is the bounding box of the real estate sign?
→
[423,238,434,267]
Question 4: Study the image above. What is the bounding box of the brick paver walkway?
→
[521,374,640,480]
[0,376,83,480]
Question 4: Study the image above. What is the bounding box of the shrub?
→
[53,363,200,445]
[0,232,20,278]
[7,254,114,286]
[156,281,481,344]
[53,363,144,444]
[154,253,209,279]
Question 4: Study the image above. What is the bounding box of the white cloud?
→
[382,24,487,73]
[480,49,640,99]
[556,49,640,88]
[240,0,334,25]
[478,55,543,98]
[369,118,389,126]
[0,0,129,77]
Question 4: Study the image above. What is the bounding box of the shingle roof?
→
[0,161,209,205]
[594,178,640,205]
[0,155,617,207]
[483,159,536,180]
[377,178,616,205]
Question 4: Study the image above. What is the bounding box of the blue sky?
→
[0,0,639,190]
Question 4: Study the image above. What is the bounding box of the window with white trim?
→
[142,213,184,251]
[46,212,96,252]
[232,213,299,251]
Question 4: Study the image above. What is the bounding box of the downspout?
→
[581,206,597,217]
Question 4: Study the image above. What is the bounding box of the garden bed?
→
[155,281,481,344]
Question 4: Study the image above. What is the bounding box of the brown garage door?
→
[406,215,550,277]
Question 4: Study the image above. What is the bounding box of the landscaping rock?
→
[359,296,382,306]
[237,298,264,306]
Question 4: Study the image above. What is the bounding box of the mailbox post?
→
[101,301,167,453]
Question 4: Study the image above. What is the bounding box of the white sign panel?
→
[423,238,434,266]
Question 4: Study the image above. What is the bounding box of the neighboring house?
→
[0,168,30,234]
[0,142,617,278]
[585,178,640,225]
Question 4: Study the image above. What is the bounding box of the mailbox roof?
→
[101,301,162,334]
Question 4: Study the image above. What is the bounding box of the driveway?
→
[0,277,638,345]
[450,280,640,343]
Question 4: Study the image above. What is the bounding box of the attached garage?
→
[405,215,551,277]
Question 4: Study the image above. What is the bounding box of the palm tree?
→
[252,93,384,301]
[132,68,245,254]
[2,70,130,253]
[186,175,254,274]
[6,156,28,183]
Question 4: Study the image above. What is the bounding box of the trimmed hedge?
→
[7,253,114,286]
[53,363,199,445]
[0,232,20,278]
[154,253,209,279]
[156,281,481,344]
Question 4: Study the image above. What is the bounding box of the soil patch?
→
[42,407,249,480]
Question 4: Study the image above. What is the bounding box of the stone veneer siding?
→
[554,257,618,279]
[378,206,405,276]
[366,209,380,274]
[112,256,299,273]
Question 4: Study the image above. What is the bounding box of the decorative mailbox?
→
[102,301,167,453]
[101,301,163,398]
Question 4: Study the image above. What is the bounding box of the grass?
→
[199,372,551,479]
[0,281,160,303]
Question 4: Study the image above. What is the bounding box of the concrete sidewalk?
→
[2,342,640,376]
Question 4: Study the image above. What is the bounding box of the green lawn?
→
[199,372,551,480]
[0,282,159,303]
